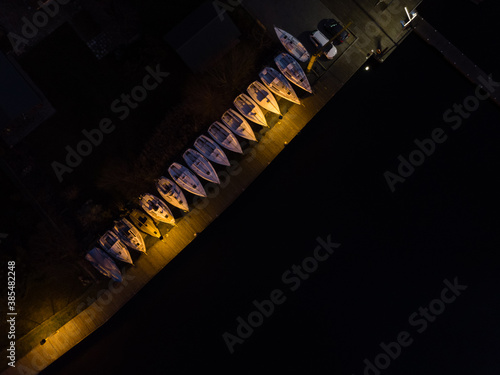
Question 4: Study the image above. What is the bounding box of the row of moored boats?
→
[85,26,314,283]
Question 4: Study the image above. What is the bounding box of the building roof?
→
[0,51,55,146]
[164,1,241,72]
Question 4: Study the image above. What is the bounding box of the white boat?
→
[221,109,257,141]
[208,121,243,154]
[98,230,133,265]
[113,218,147,254]
[247,81,281,115]
[183,148,220,184]
[233,94,268,127]
[139,193,175,225]
[156,176,190,211]
[259,66,301,104]
[128,209,162,238]
[274,52,313,93]
[194,135,230,167]
[85,247,123,282]
[274,26,310,62]
[168,162,207,197]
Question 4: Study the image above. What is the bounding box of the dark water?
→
[41,2,500,374]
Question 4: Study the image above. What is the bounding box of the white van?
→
[309,30,338,59]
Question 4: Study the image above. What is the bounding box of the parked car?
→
[309,30,338,59]
[323,19,350,45]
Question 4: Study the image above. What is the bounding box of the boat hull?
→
[168,162,207,197]
[274,26,310,62]
[183,149,220,184]
[274,52,313,93]
[194,135,230,166]
[128,209,162,238]
[247,81,281,115]
[85,247,123,282]
[234,93,268,127]
[113,218,147,254]
[222,108,257,141]
[208,122,243,154]
[139,193,175,225]
[99,230,133,265]
[156,177,190,211]
[259,67,301,104]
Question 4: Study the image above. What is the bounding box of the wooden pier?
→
[413,16,500,106]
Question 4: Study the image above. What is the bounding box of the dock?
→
[413,15,500,106]
[1,0,423,373]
